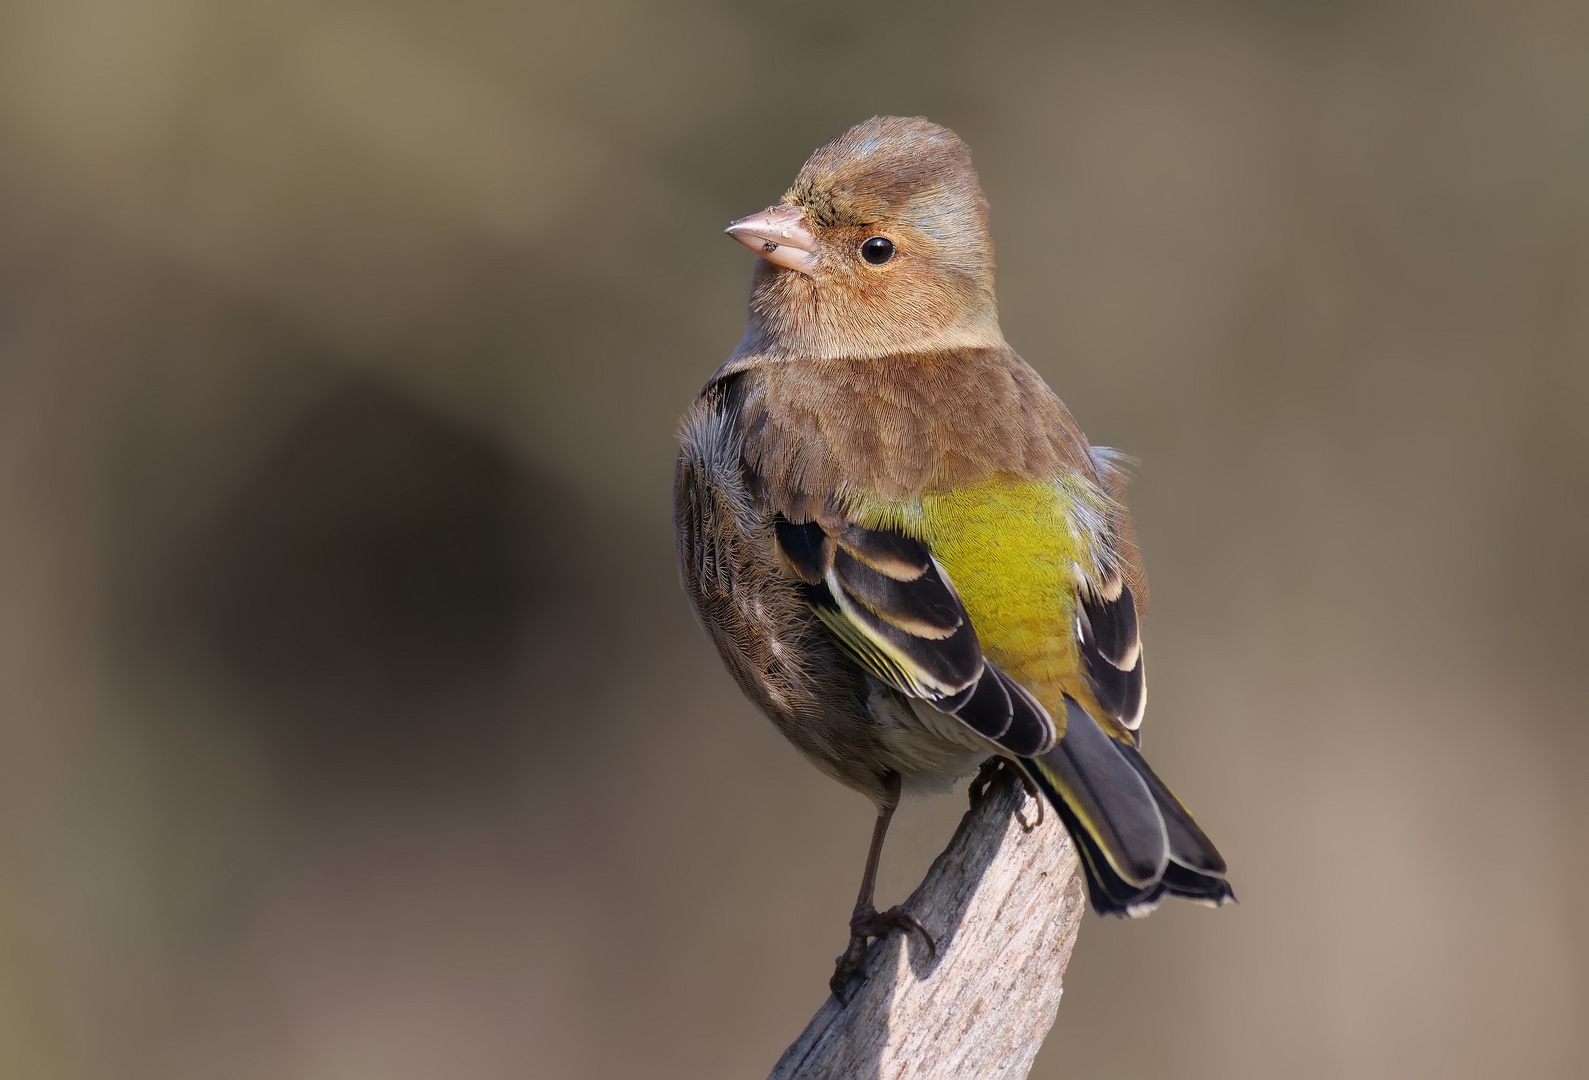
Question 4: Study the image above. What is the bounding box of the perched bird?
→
[675,116,1232,998]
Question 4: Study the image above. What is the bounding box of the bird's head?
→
[727,116,1002,360]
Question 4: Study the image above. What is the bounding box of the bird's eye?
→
[860,236,895,265]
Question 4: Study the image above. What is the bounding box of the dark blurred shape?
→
[170,380,569,792]
[193,380,548,693]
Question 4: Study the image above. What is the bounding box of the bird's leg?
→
[968,756,1044,829]
[829,771,936,1003]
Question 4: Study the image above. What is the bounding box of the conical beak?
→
[725,205,818,275]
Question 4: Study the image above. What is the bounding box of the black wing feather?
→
[1078,578,1147,731]
[941,661,1013,740]
[994,668,1056,757]
[775,519,1057,756]
[831,547,963,638]
[835,526,931,580]
[773,517,831,585]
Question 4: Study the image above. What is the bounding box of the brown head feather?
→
[733,117,1002,362]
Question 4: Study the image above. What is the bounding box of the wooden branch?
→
[768,770,1085,1080]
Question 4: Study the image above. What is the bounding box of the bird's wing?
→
[773,516,1059,757]
[1074,445,1148,738]
[1076,567,1147,736]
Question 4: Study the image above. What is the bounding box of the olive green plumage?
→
[676,116,1232,929]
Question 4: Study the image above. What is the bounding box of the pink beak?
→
[725,205,818,275]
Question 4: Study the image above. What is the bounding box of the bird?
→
[674,115,1232,1000]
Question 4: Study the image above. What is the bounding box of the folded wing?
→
[774,516,1058,758]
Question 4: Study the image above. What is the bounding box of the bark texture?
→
[768,771,1085,1080]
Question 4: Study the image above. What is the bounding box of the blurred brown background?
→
[1,1,1585,1077]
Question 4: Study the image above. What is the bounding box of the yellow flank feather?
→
[853,474,1104,721]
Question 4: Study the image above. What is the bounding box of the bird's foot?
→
[828,904,937,1003]
[967,755,1005,806]
[968,757,1044,829]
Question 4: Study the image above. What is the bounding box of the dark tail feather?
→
[1020,697,1234,916]
[1117,737,1235,907]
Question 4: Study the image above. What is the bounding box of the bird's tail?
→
[1019,698,1234,916]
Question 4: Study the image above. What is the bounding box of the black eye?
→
[860,236,895,265]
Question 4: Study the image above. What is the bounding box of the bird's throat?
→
[736,263,1002,363]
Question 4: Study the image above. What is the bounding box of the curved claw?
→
[829,904,938,1003]
[881,906,938,959]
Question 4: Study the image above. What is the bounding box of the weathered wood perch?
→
[768,770,1086,1080]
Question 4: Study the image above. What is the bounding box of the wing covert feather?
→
[1078,576,1147,732]
[774,515,1059,758]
